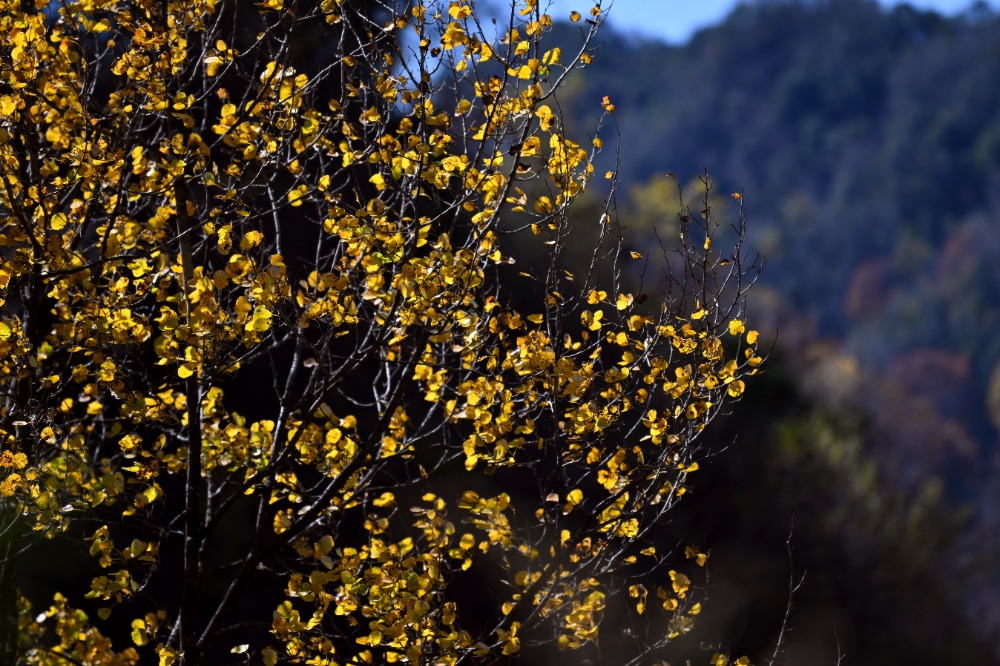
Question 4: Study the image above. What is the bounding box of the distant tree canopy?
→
[0,1,761,665]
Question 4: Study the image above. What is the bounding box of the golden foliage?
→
[0,0,759,663]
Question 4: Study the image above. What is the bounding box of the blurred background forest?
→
[532,0,1000,662]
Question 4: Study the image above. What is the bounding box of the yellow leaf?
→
[50,213,69,231]
[566,488,583,506]
[158,646,180,666]
[514,63,535,79]
[0,95,16,116]
[746,330,759,344]
[251,306,273,333]
[442,22,467,50]
[587,309,604,331]
[534,195,552,213]
[372,492,394,507]
[728,319,745,335]
[617,518,639,537]
[535,105,556,131]
[670,570,690,598]
[288,185,308,207]
[240,230,264,250]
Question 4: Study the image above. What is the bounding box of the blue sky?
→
[539,0,994,43]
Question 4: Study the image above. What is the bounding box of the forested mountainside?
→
[540,0,1000,661]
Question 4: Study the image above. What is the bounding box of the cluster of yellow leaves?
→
[711,655,753,666]
[272,493,498,664]
[0,449,28,497]
[16,593,141,665]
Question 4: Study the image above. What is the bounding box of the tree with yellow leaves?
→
[0,0,760,663]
